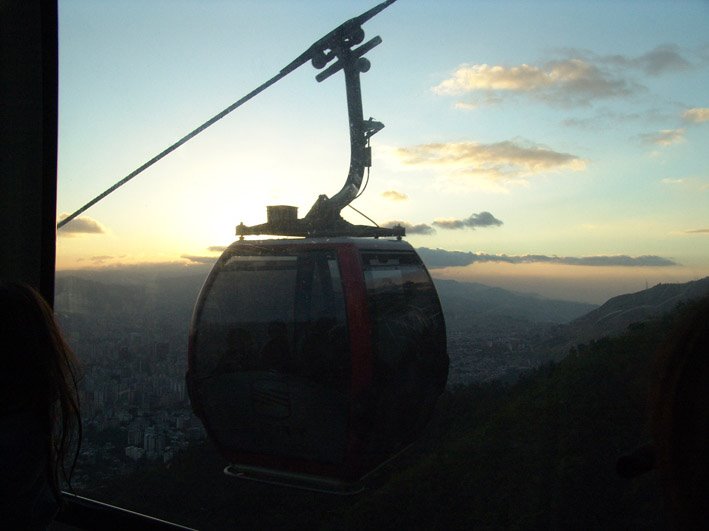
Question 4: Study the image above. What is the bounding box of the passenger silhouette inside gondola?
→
[259,321,290,372]
[298,317,345,384]
[215,328,253,373]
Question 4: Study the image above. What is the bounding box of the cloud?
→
[661,178,686,185]
[455,94,505,109]
[603,44,691,75]
[89,255,113,264]
[453,101,479,110]
[682,107,709,123]
[561,108,671,129]
[383,214,502,234]
[684,228,709,234]
[181,255,218,264]
[660,176,709,192]
[416,247,678,269]
[382,190,408,201]
[433,59,634,107]
[57,213,106,236]
[433,211,503,230]
[207,245,227,253]
[433,63,552,94]
[57,261,212,281]
[383,221,435,235]
[637,45,690,75]
[640,128,685,146]
[396,140,586,186]
[434,46,691,109]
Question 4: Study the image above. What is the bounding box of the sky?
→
[56,0,709,303]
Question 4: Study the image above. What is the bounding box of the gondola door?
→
[188,244,355,480]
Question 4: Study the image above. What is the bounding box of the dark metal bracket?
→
[236,0,404,240]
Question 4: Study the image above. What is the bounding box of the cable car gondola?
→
[186,0,448,491]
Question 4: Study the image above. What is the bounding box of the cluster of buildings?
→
[55,310,207,491]
[446,328,538,386]
[123,413,205,463]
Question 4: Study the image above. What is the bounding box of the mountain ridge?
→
[566,276,709,341]
[433,277,597,326]
[55,268,598,327]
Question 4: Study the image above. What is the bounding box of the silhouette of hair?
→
[0,281,82,500]
[650,297,709,528]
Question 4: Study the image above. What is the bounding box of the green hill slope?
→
[328,315,672,529]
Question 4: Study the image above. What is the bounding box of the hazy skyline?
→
[56,1,709,303]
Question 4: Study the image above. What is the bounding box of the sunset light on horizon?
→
[56,0,709,303]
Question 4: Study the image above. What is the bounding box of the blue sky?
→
[56,1,709,302]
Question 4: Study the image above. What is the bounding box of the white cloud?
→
[381,190,408,201]
[395,140,586,189]
[661,178,685,185]
[453,101,479,110]
[433,59,633,107]
[640,128,685,146]
[434,45,692,109]
[181,255,218,265]
[682,107,709,123]
[659,176,709,192]
[57,213,106,236]
[433,63,551,94]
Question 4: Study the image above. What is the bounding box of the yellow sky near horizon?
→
[55,227,709,305]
